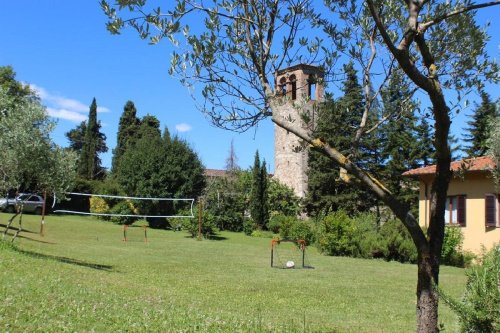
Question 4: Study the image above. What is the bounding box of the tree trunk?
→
[416,252,440,333]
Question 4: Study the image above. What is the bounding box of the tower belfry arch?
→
[274,64,324,198]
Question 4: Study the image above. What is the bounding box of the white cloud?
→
[46,107,87,123]
[175,123,192,132]
[29,84,111,123]
[97,106,110,113]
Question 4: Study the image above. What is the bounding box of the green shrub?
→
[317,211,358,256]
[352,213,384,259]
[267,214,297,238]
[440,246,500,332]
[267,214,284,234]
[94,178,125,208]
[267,179,300,216]
[204,189,245,232]
[288,220,315,246]
[182,211,218,238]
[211,205,244,232]
[89,196,110,221]
[109,201,139,225]
[379,219,417,263]
[243,218,256,236]
[441,226,475,267]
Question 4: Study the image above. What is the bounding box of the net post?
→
[40,190,47,237]
[298,239,306,268]
[271,240,274,267]
[197,199,203,241]
[302,244,305,268]
[270,239,279,268]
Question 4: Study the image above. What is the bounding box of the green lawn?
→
[0,213,465,332]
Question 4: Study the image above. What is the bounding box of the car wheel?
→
[5,205,16,213]
[35,207,42,215]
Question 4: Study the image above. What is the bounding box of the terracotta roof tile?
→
[402,156,496,177]
[204,169,229,178]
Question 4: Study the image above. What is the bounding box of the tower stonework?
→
[274,64,324,198]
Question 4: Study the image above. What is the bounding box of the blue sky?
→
[0,1,498,172]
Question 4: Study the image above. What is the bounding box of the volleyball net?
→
[53,192,195,219]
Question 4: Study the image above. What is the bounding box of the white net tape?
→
[53,192,195,218]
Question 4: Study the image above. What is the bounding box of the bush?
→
[109,201,139,225]
[441,226,475,267]
[317,211,358,256]
[243,218,257,236]
[210,204,244,232]
[351,213,384,259]
[267,214,297,238]
[288,220,315,246]
[89,196,110,221]
[267,179,300,216]
[379,219,417,263]
[182,211,218,238]
[440,246,500,332]
[147,216,169,229]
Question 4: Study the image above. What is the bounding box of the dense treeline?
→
[306,65,434,219]
[66,100,206,228]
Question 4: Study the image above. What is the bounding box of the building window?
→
[289,74,297,100]
[485,193,499,227]
[308,77,317,100]
[445,195,466,226]
[279,77,287,95]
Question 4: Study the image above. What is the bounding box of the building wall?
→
[274,65,323,198]
[418,173,500,253]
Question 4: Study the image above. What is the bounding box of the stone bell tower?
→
[274,64,324,198]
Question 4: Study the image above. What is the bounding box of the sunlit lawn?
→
[0,213,465,332]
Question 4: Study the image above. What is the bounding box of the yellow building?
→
[403,156,499,253]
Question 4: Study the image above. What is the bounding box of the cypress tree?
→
[78,98,108,180]
[260,160,269,226]
[250,151,269,228]
[112,101,140,173]
[463,90,498,157]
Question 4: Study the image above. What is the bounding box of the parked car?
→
[0,193,45,214]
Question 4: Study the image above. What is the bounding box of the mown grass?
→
[0,213,465,332]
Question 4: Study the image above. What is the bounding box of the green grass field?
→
[0,213,466,332]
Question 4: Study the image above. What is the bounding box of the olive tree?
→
[101,1,499,331]
[0,87,77,202]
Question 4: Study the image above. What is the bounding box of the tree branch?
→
[353,26,378,149]
[364,87,419,135]
[366,0,432,92]
[365,0,400,56]
[419,1,500,33]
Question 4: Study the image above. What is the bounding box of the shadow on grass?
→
[183,234,228,241]
[0,223,36,234]
[1,229,55,244]
[15,248,114,272]
[207,235,228,241]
